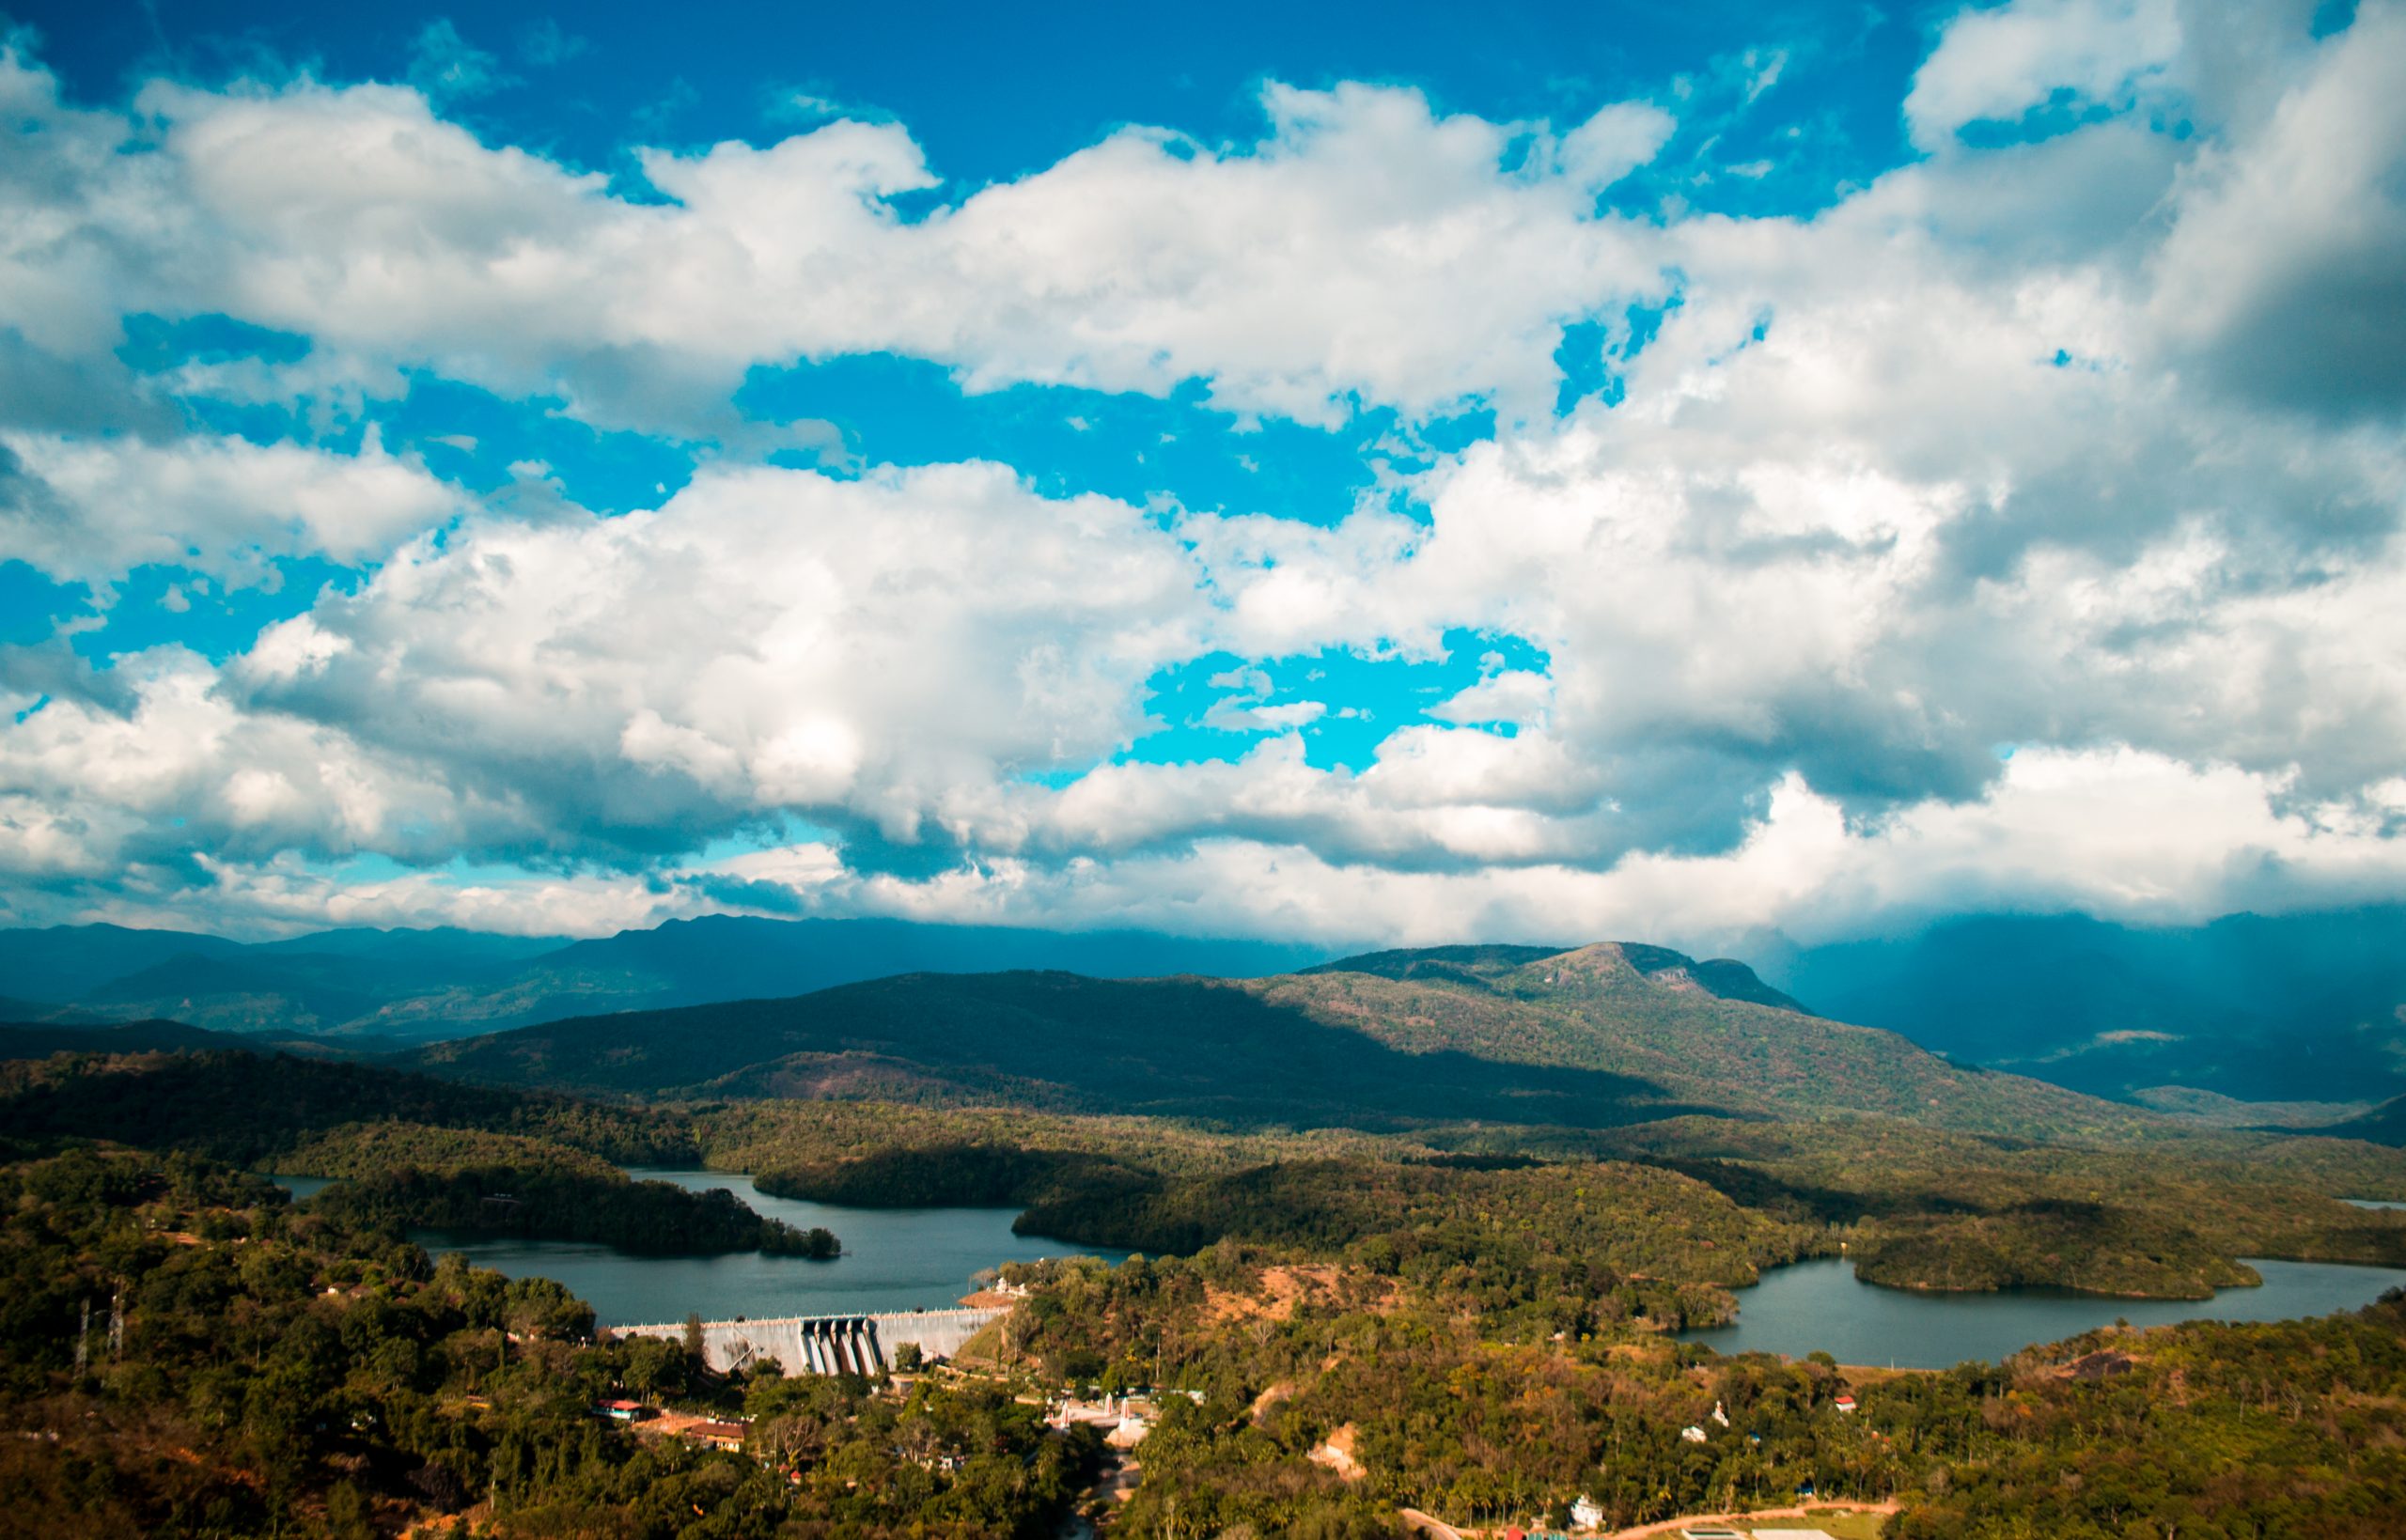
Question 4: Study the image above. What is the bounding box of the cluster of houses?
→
[592,1399,747,1453]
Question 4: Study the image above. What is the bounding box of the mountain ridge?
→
[410,940,2137,1142]
[0,915,1331,1044]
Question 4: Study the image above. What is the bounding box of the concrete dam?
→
[613,1307,1003,1376]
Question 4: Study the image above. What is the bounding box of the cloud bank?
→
[2,0,2404,949]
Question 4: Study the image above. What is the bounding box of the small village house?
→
[680,1420,747,1453]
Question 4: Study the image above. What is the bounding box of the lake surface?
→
[1680,1256,2406,1368]
[273,1169,1125,1326]
[2345,1198,2406,1211]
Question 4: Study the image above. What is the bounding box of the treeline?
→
[1848,1199,2264,1297]
[271,1120,628,1181]
[722,1097,2406,1302]
[0,1145,1081,1537]
[1882,1309,2406,1536]
[0,1050,697,1167]
[310,1165,839,1257]
[1461,1113,2406,1299]
[1015,1157,1814,1314]
[755,1141,1153,1209]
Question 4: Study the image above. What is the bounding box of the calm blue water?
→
[273,1168,1124,1326]
[1680,1256,2406,1368]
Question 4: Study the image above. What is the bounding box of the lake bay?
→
[1680,1255,2406,1368]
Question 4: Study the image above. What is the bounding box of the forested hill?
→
[413,941,2134,1140]
[0,1050,695,1169]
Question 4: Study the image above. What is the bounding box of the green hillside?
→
[414,941,2139,1141]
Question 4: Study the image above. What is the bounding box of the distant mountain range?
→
[8,906,2405,1112]
[1776,908,2406,1104]
[0,917,1327,1042]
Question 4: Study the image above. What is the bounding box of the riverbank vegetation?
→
[308,1164,840,1258]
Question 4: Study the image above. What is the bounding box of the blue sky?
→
[17,1,1935,206]
[0,0,2402,945]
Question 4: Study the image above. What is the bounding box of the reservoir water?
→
[1680,1256,2406,1368]
[273,1169,1126,1327]
[273,1170,2406,1361]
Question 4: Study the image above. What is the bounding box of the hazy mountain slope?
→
[416,941,2139,1139]
[362,916,1327,1037]
[248,927,569,963]
[1779,909,2406,1102]
[0,924,245,1003]
[483,915,1325,1013]
[0,915,1331,1041]
[82,954,398,1036]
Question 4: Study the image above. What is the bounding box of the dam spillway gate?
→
[612,1307,1003,1377]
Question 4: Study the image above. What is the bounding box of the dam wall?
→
[613,1307,1003,1376]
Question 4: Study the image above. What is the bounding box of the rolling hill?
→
[0,1018,242,1057]
[413,941,2136,1139]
